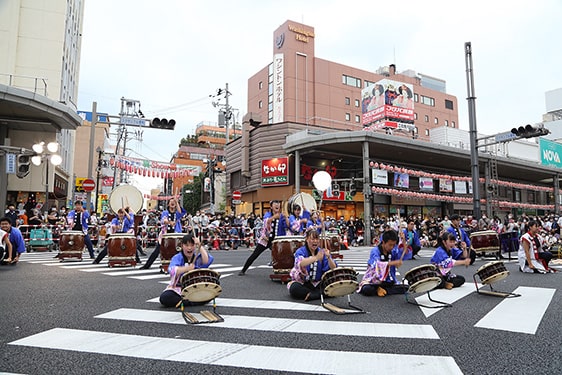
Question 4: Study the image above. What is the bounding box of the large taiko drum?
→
[271,236,305,273]
[180,268,222,302]
[59,231,85,259]
[470,230,500,253]
[320,233,341,258]
[321,267,358,297]
[286,192,317,215]
[160,233,185,272]
[475,261,509,285]
[109,185,144,214]
[107,233,137,266]
[403,264,441,293]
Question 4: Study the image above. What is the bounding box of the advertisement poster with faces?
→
[439,178,453,193]
[393,173,409,188]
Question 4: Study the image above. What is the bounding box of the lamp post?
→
[32,141,62,211]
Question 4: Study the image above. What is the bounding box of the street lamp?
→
[31,141,62,210]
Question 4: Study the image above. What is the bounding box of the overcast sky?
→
[77,0,562,178]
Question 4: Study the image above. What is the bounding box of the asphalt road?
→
[1,245,560,375]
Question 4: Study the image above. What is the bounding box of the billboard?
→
[539,138,562,169]
[261,157,289,186]
[362,78,414,126]
[272,53,284,123]
[393,173,409,188]
[419,177,434,191]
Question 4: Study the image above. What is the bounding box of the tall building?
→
[0,0,85,209]
[247,20,459,140]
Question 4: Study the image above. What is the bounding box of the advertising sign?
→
[361,78,414,126]
[439,178,453,193]
[454,181,467,194]
[539,138,562,169]
[371,168,388,184]
[272,53,284,123]
[419,177,434,191]
[261,157,289,186]
[393,173,409,188]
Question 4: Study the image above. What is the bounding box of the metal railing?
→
[0,73,48,96]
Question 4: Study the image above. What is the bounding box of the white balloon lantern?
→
[312,171,332,192]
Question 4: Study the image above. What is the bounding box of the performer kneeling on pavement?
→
[287,229,337,301]
[160,234,213,308]
[430,232,471,289]
[357,229,408,297]
[518,219,554,273]
[93,207,143,264]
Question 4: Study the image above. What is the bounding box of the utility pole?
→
[465,42,481,219]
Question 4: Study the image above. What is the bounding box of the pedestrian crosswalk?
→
[10,248,558,374]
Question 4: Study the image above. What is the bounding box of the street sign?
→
[82,178,96,192]
[494,131,517,143]
[120,116,147,127]
[232,190,242,205]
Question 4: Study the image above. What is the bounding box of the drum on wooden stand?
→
[270,235,305,282]
[470,230,500,255]
[59,231,85,260]
[180,268,222,302]
[107,233,137,267]
[160,233,185,273]
[403,264,451,308]
[320,233,342,259]
[473,260,519,297]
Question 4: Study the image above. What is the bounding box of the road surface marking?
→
[474,286,555,334]
[416,283,479,317]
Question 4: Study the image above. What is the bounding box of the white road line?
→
[9,328,460,374]
[474,286,556,334]
[416,283,480,317]
[97,308,440,339]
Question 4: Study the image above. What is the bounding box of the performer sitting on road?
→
[447,214,476,265]
[357,229,408,297]
[0,220,13,264]
[160,234,213,308]
[518,219,554,273]
[287,228,337,301]
[430,232,471,289]
[0,216,26,265]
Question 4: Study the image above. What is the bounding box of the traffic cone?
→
[343,233,348,249]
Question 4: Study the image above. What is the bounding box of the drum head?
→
[109,185,144,214]
[181,283,222,302]
[288,192,317,214]
[408,277,441,294]
[477,261,503,273]
[323,280,358,297]
[404,264,436,279]
[481,271,509,285]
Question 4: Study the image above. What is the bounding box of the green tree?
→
[182,173,203,214]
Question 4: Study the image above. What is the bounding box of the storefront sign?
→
[261,157,288,186]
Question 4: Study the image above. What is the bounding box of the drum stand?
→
[472,276,521,298]
[180,298,225,324]
[404,290,452,309]
[320,294,366,315]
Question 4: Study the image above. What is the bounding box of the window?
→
[258,100,263,109]
[345,97,350,105]
[259,81,263,90]
[414,93,419,102]
[421,95,435,106]
[342,74,361,88]
[364,80,375,88]
[355,99,360,107]
[445,99,454,110]
[414,113,418,120]
[434,117,438,124]
[345,113,351,121]
[355,114,360,123]
[451,121,456,128]
[424,115,429,122]
[425,129,430,136]
[445,120,449,127]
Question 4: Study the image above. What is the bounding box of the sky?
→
[77,0,562,193]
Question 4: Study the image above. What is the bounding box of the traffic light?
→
[150,117,176,130]
[349,178,357,196]
[510,123,550,138]
[16,155,31,178]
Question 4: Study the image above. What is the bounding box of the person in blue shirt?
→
[160,234,214,307]
[0,217,25,265]
[358,229,407,297]
[93,207,142,264]
[141,198,186,270]
[287,228,337,301]
[430,232,471,289]
[306,210,323,235]
[446,214,476,265]
[238,200,290,275]
[66,200,95,259]
[288,204,307,235]
[401,219,422,260]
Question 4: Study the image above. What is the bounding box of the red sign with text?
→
[261,157,289,186]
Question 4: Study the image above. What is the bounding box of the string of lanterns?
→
[143,194,179,201]
[369,161,553,193]
[109,155,199,179]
